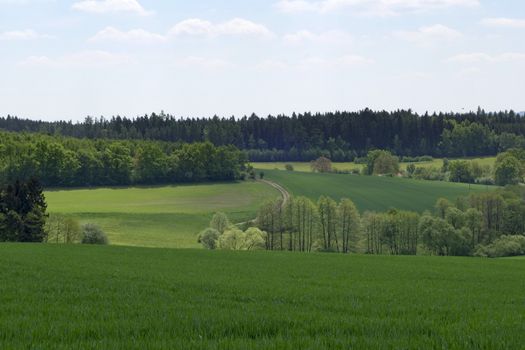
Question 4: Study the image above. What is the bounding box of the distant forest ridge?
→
[1,108,524,161]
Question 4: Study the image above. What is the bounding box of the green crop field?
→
[262,169,493,212]
[253,157,497,173]
[255,161,362,172]
[45,182,280,249]
[1,244,524,349]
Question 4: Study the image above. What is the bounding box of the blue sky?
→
[0,0,524,120]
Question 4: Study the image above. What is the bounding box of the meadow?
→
[45,182,280,248]
[253,157,497,173]
[1,244,524,349]
[44,169,495,248]
[262,169,493,213]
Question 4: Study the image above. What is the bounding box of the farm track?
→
[235,179,290,227]
[259,179,290,207]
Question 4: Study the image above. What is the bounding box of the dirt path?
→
[259,179,290,207]
[234,179,290,227]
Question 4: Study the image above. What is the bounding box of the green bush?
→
[81,224,108,245]
[284,164,294,171]
[475,235,525,258]
[210,212,231,234]
[198,228,220,250]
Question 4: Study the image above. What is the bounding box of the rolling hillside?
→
[45,181,280,248]
[261,169,493,212]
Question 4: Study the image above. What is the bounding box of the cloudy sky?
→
[0,0,524,120]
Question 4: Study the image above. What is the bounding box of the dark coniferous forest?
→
[1,108,524,161]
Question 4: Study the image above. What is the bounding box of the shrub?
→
[210,212,231,234]
[475,235,525,258]
[401,156,433,163]
[198,228,220,250]
[81,224,108,245]
[413,166,446,181]
[244,227,267,250]
[284,164,294,171]
[494,153,522,186]
[366,150,399,175]
[218,228,246,250]
[475,177,495,186]
[310,157,332,173]
[406,164,416,176]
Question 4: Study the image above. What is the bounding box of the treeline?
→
[307,148,525,186]
[0,131,248,187]
[1,109,524,160]
[200,186,525,258]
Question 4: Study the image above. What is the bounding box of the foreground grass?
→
[253,157,496,173]
[45,182,280,248]
[263,169,493,212]
[1,244,524,349]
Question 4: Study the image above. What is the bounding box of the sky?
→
[0,0,524,121]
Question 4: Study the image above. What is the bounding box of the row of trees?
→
[199,185,525,257]
[308,148,524,187]
[405,149,525,186]
[1,109,524,160]
[0,131,248,187]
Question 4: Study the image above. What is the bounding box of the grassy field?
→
[262,169,493,212]
[254,157,497,173]
[1,244,524,349]
[45,182,280,249]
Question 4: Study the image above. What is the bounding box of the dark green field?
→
[1,244,524,349]
[262,169,493,212]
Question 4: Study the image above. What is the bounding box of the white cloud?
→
[275,0,479,16]
[446,52,525,64]
[72,0,151,16]
[18,50,132,68]
[169,19,214,36]
[169,18,272,38]
[17,56,54,67]
[336,54,373,65]
[276,0,319,13]
[0,29,51,40]
[299,54,372,69]
[283,30,351,44]
[481,18,525,29]
[174,56,233,70]
[256,60,289,70]
[89,27,166,43]
[217,18,272,37]
[0,0,55,3]
[394,25,462,45]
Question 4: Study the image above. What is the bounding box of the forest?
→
[0,131,248,187]
[1,109,524,161]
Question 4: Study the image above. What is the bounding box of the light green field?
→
[262,169,493,213]
[45,182,280,248]
[1,244,524,349]
[254,157,496,173]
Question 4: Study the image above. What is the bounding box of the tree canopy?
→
[1,109,524,161]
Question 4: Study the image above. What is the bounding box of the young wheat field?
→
[0,244,524,349]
